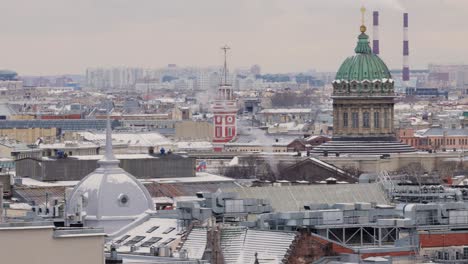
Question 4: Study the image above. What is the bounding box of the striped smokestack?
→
[403,13,410,82]
[373,11,380,55]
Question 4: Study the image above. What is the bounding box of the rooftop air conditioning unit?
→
[130,246,139,252]
[150,246,158,256]
[158,246,171,257]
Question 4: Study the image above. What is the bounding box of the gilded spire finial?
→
[360,6,367,33]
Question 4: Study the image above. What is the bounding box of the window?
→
[374,112,380,128]
[141,237,162,247]
[352,112,359,128]
[227,127,232,137]
[363,112,370,128]
[343,112,348,127]
[118,194,129,206]
[115,235,130,244]
[463,247,468,259]
[384,109,389,128]
[160,238,176,246]
[124,236,145,246]
[146,226,160,233]
[162,227,176,234]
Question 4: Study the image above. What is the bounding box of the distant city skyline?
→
[0,0,466,75]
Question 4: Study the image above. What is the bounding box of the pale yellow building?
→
[0,127,57,144]
[0,222,105,264]
[10,114,36,120]
[175,120,213,141]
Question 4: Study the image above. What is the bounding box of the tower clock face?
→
[216,116,222,124]
[226,116,234,124]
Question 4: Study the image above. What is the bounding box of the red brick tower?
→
[212,45,237,152]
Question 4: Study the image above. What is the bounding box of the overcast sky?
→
[0,0,466,75]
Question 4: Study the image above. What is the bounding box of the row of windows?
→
[405,138,468,146]
[437,248,468,260]
[342,111,389,129]
[226,148,287,152]
[430,138,468,146]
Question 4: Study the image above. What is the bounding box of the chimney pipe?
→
[403,13,410,82]
[373,11,380,55]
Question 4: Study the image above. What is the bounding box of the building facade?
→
[313,15,414,155]
[0,223,105,264]
[398,127,468,151]
[212,47,237,152]
[331,29,395,139]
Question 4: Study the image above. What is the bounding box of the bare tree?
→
[395,162,426,185]
[437,160,459,179]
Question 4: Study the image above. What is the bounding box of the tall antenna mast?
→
[221,45,230,86]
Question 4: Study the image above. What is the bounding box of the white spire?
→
[99,113,119,165]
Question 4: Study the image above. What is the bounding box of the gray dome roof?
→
[66,164,154,220]
[66,117,155,231]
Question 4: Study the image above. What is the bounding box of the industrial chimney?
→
[403,13,410,82]
[373,11,380,55]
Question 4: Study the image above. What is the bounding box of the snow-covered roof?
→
[259,108,312,114]
[220,227,296,264]
[42,154,157,161]
[21,178,79,187]
[268,122,305,131]
[227,134,299,147]
[109,217,182,254]
[39,142,99,150]
[141,172,234,184]
[176,141,213,150]
[78,131,172,147]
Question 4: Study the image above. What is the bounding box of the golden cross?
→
[360,6,366,26]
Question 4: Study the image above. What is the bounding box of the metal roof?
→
[224,183,388,212]
[336,32,392,82]
[422,127,468,137]
[145,182,238,198]
[180,227,207,259]
[221,226,296,264]
[109,217,182,254]
[13,186,66,205]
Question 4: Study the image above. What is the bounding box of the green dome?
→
[335,33,391,81]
